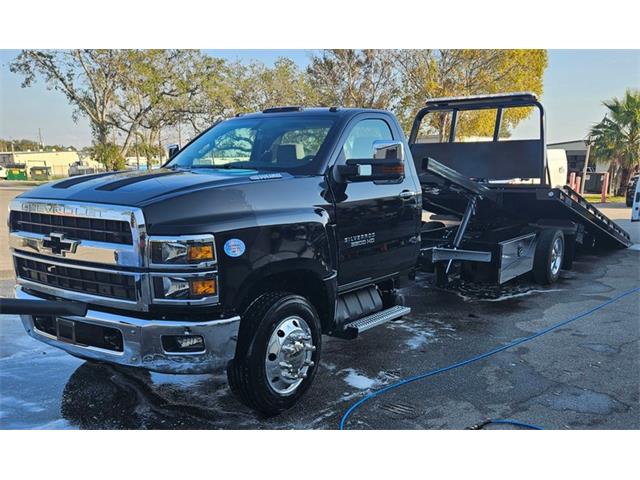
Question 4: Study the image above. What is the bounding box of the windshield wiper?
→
[191,163,255,170]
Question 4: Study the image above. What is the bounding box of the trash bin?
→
[29,166,52,181]
[6,164,27,180]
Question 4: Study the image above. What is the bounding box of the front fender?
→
[215,208,334,312]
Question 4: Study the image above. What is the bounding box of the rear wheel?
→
[533,229,564,285]
[227,292,321,416]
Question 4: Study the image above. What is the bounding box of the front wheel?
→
[227,292,321,416]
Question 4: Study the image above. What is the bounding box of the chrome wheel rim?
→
[550,237,563,275]
[265,316,315,395]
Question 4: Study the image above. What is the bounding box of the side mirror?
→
[167,144,180,159]
[338,140,405,182]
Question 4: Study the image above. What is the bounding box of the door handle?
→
[398,190,416,200]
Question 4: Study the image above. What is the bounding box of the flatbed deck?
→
[420,181,631,249]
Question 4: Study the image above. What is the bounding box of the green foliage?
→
[589,89,640,193]
[91,142,126,171]
[11,49,549,151]
[307,50,400,109]
[590,89,640,168]
[0,138,75,152]
[394,49,547,134]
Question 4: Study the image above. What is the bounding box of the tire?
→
[227,291,321,416]
[533,229,564,285]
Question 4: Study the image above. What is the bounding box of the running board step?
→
[342,305,411,339]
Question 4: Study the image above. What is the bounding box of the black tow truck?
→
[6,93,630,414]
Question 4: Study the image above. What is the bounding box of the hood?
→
[17,168,290,207]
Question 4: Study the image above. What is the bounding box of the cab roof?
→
[236,106,390,120]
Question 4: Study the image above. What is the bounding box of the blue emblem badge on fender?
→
[224,238,246,257]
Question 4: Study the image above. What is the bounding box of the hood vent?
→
[249,173,283,181]
[52,171,117,189]
[96,170,180,191]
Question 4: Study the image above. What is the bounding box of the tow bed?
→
[408,93,631,286]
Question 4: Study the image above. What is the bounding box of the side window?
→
[343,119,393,161]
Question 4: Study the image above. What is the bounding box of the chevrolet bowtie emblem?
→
[41,232,79,257]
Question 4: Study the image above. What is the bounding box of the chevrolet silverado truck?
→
[9,93,630,414]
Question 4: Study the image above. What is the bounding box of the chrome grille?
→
[10,199,148,310]
[10,210,132,244]
[16,256,137,301]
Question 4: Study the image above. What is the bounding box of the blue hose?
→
[471,419,543,430]
[339,287,640,430]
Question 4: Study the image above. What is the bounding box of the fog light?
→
[162,335,205,353]
[190,278,216,297]
[188,244,214,262]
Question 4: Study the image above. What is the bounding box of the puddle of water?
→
[451,282,563,302]
[386,316,457,350]
[342,368,378,390]
[533,387,619,415]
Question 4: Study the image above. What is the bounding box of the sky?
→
[0,49,638,148]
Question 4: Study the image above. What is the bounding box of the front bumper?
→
[16,286,240,374]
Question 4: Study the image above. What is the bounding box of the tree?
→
[590,89,640,194]
[172,56,239,134]
[178,56,316,135]
[10,49,550,164]
[90,142,125,171]
[10,49,215,165]
[306,50,547,136]
[242,58,316,111]
[10,50,129,145]
[109,50,209,153]
[394,49,548,134]
[307,50,400,109]
[0,138,75,152]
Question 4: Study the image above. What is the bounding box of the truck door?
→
[332,116,421,288]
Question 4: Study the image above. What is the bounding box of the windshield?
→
[167,116,337,174]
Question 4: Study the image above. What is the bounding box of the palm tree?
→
[589,89,640,195]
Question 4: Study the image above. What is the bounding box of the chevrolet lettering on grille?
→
[41,233,79,256]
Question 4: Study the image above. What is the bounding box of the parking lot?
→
[1,183,638,429]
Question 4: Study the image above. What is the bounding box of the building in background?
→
[548,139,611,194]
[0,150,81,179]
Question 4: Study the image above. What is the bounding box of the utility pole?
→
[38,128,44,150]
[177,122,182,146]
[158,128,163,166]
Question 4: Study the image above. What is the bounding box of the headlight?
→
[149,235,216,265]
[153,275,217,301]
